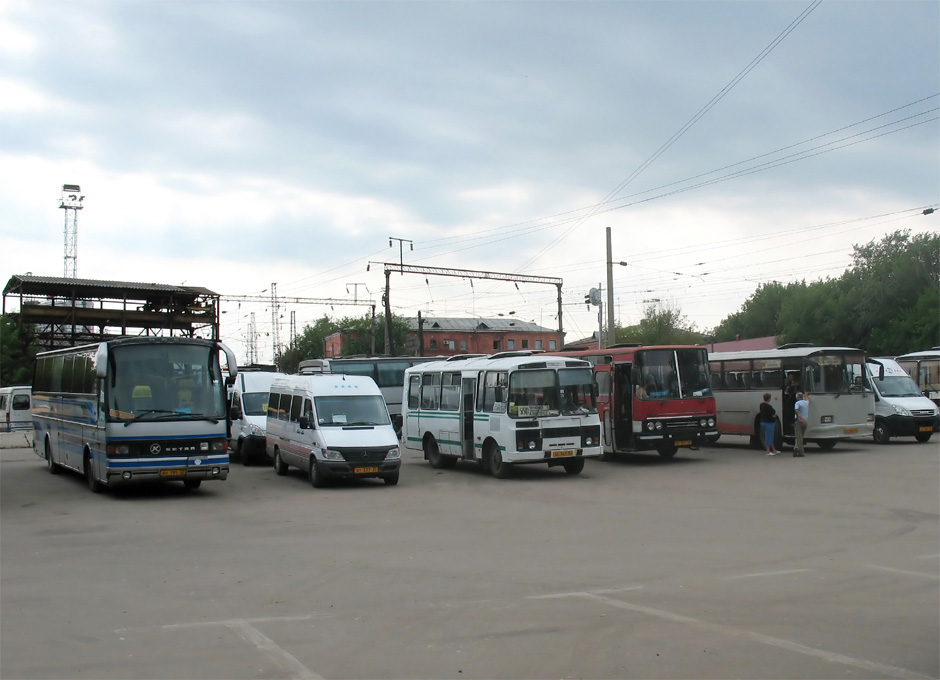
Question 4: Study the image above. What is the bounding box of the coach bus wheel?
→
[45,439,59,475]
[563,457,585,475]
[657,443,678,458]
[383,471,400,486]
[84,452,103,494]
[485,442,511,479]
[238,440,251,466]
[183,479,202,490]
[309,458,327,488]
[872,422,890,445]
[816,440,837,451]
[273,448,288,476]
[915,431,933,443]
[425,437,446,469]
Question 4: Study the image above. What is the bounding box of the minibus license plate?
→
[355,466,379,474]
[552,450,574,458]
[919,426,933,432]
[160,469,185,477]
[843,428,858,434]
[675,440,692,447]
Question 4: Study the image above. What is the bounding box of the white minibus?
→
[265,373,401,487]
[228,369,281,465]
[0,386,32,432]
[866,358,939,444]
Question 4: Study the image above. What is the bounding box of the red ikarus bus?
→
[554,344,717,458]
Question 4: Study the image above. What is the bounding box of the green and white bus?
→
[402,352,601,478]
[32,336,238,492]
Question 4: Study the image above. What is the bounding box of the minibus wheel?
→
[238,440,251,466]
[183,479,201,490]
[309,459,327,488]
[45,438,59,475]
[484,442,511,479]
[872,421,890,444]
[273,448,288,475]
[563,457,585,475]
[914,431,932,443]
[383,471,400,486]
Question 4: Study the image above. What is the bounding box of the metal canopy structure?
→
[2,274,221,350]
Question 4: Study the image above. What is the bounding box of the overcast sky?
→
[1,0,937,364]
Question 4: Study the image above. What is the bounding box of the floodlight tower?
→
[59,184,84,278]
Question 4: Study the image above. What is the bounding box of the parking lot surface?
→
[2,436,938,679]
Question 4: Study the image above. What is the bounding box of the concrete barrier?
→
[0,430,33,449]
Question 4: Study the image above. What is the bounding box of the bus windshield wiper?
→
[123,409,178,426]
[124,410,220,425]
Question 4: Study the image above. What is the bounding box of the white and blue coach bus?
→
[32,336,238,492]
[402,352,602,478]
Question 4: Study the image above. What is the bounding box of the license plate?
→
[919,426,933,432]
[551,450,574,458]
[844,428,858,434]
[159,469,185,477]
[675,440,692,447]
[354,466,379,474]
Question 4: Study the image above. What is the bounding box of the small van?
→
[866,358,939,444]
[0,386,32,432]
[228,369,281,465]
[265,374,401,487]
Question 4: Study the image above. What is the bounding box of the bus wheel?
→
[658,443,678,458]
[425,437,446,469]
[872,422,890,444]
[273,448,288,476]
[383,471,400,486]
[45,439,59,475]
[563,457,585,475]
[915,431,933,443]
[84,453,103,494]
[817,440,837,451]
[238,440,251,466]
[485,443,511,479]
[183,479,202,490]
[309,459,327,488]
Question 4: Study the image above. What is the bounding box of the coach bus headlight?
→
[655,421,663,431]
[210,441,226,452]
[385,447,401,460]
[211,467,221,476]
[699,418,707,427]
[108,444,130,455]
[122,471,132,480]
[323,449,344,461]
[708,417,715,427]
[584,436,594,446]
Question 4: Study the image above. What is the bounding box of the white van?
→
[228,369,281,465]
[866,358,939,444]
[0,386,32,432]
[265,374,401,487]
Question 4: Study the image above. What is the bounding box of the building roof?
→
[407,316,555,333]
[3,274,218,298]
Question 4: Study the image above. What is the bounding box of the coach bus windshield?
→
[805,352,869,394]
[635,348,711,400]
[508,367,596,418]
[108,344,226,422]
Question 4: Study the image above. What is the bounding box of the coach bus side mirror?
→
[95,343,108,378]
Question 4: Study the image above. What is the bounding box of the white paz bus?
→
[402,352,602,478]
[708,345,874,450]
[32,337,238,492]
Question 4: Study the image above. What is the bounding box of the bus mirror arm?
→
[95,343,109,379]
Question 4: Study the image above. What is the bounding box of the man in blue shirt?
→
[793,392,810,457]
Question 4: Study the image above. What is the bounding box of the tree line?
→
[1,229,936,385]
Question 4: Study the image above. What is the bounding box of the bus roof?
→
[895,349,940,360]
[405,351,591,373]
[708,346,865,361]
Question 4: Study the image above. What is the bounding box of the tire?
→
[485,442,511,479]
[872,421,890,444]
[816,440,837,451]
[309,457,326,488]
[84,452,103,494]
[658,443,678,458]
[563,457,585,475]
[425,436,445,469]
[915,431,933,443]
[183,479,202,490]
[383,471,400,486]
[273,448,288,476]
[45,439,59,475]
[238,439,251,466]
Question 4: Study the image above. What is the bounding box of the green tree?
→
[616,302,705,345]
[712,281,795,342]
[0,314,38,386]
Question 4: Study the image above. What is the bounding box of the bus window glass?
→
[508,369,557,417]
[595,370,610,397]
[558,367,597,414]
[482,371,509,413]
[289,395,303,422]
[376,361,411,388]
[440,373,460,411]
[407,375,420,409]
[333,362,375,379]
[722,360,751,390]
[636,350,679,399]
[268,393,281,419]
[241,392,268,416]
[50,356,65,392]
[421,373,441,410]
[676,348,711,397]
[314,395,390,426]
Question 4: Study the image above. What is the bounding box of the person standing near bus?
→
[760,393,778,455]
[793,392,809,457]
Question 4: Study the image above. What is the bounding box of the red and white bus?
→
[554,344,717,458]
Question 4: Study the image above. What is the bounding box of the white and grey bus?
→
[895,349,940,406]
[708,345,874,450]
[401,352,602,477]
[298,356,445,434]
[32,336,238,492]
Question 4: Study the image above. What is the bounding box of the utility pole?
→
[270,283,280,366]
[606,227,615,348]
[388,237,413,275]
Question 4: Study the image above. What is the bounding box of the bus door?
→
[613,362,634,450]
[461,377,476,459]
